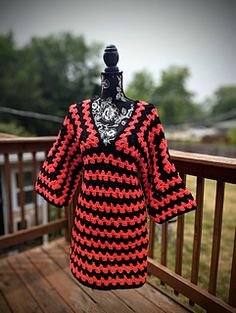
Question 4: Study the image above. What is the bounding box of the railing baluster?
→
[17,152,26,229]
[32,151,39,225]
[189,176,204,306]
[65,202,73,243]
[43,150,52,223]
[148,219,155,259]
[47,203,50,222]
[228,228,236,308]
[208,180,225,295]
[57,183,62,236]
[160,222,168,285]
[174,172,186,295]
[57,204,62,221]
[4,153,13,233]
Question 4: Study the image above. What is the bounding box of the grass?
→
[147,175,236,312]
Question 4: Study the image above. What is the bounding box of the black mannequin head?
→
[97,45,133,105]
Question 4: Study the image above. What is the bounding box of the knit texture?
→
[35,98,198,290]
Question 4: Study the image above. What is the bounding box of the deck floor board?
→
[0,237,192,313]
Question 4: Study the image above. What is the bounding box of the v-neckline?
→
[87,97,139,147]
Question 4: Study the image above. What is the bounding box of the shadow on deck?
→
[0,237,192,313]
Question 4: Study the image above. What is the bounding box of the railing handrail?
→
[1,136,236,166]
[170,148,236,168]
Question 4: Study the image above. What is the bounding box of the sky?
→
[1,0,236,103]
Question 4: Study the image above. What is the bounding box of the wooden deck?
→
[0,237,193,313]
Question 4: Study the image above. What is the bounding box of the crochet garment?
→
[35,98,198,290]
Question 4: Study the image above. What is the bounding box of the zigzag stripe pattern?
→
[35,98,198,291]
[35,104,84,208]
[143,106,198,223]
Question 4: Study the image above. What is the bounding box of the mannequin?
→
[91,44,137,146]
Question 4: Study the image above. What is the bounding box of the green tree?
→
[126,69,156,103]
[210,85,236,116]
[126,65,205,126]
[0,122,33,136]
[228,127,236,146]
[153,65,204,125]
[0,31,103,136]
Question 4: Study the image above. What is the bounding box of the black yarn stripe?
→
[79,190,145,206]
[71,235,148,255]
[70,259,147,282]
[71,247,148,269]
[73,221,148,245]
[82,178,140,193]
[75,213,147,233]
[76,202,146,220]
[69,269,146,290]
[83,163,138,178]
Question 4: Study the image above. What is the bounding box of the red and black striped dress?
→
[35,97,198,290]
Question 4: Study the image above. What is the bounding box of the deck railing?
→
[0,137,235,313]
[147,149,236,313]
[0,137,75,249]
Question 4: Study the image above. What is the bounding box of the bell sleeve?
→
[35,103,83,208]
[141,103,198,224]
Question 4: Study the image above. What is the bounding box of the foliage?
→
[0,122,33,136]
[210,85,236,116]
[127,65,206,125]
[0,31,235,135]
[152,65,206,125]
[125,69,156,103]
[228,126,236,146]
[0,31,103,136]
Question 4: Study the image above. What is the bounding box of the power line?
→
[0,106,236,128]
[0,107,63,123]
[164,109,236,128]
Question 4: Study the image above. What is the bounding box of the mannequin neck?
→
[99,72,130,103]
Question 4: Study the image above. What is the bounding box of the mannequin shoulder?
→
[139,101,160,120]
[68,102,79,112]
